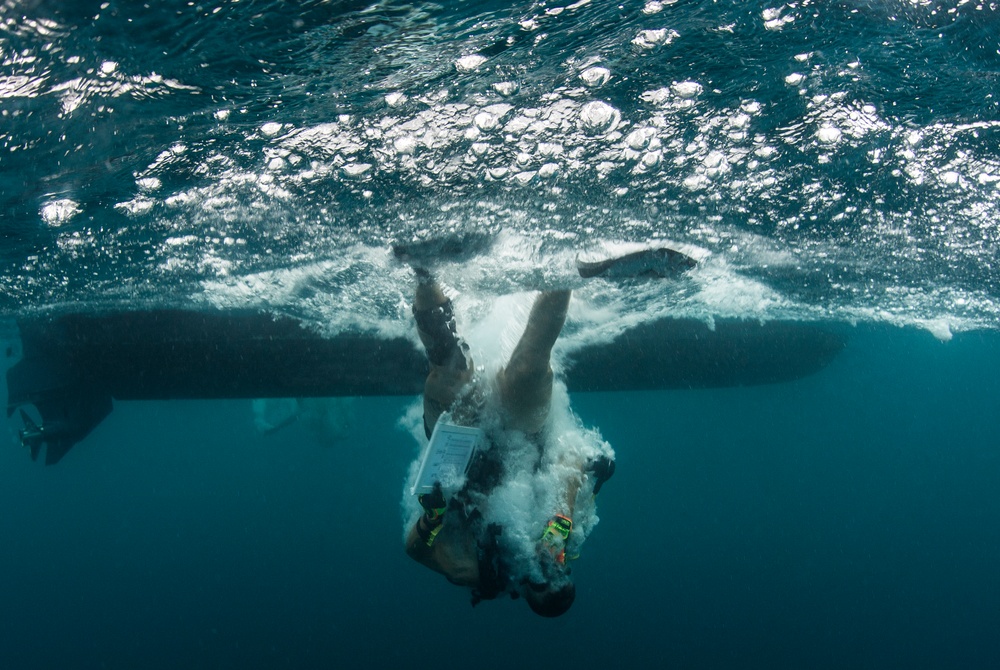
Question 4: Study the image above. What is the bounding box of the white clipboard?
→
[410,421,485,496]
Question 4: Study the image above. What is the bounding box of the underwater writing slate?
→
[411,422,485,495]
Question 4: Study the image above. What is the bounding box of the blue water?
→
[3,0,1000,667]
[3,325,999,668]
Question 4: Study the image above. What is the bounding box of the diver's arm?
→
[405,515,443,565]
[537,455,589,563]
[539,452,615,563]
[405,484,479,584]
[554,453,587,517]
[406,514,444,569]
[533,465,584,565]
[405,518,480,586]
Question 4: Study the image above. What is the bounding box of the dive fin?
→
[392,229,498,268]
[576,246,697,280]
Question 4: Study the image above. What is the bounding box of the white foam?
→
[632,28,678,49]
[455,54,487,72]
[921,318,953,342]
[40,199,80,226]
[399,369,613,583]
[197,244,416,339]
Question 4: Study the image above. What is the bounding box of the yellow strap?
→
[425,522,444,547]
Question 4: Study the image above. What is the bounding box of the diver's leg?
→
[497,290,571,434]
[414,278,474,435]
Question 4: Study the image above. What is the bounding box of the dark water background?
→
[3,324,998,669]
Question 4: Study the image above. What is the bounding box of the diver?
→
[402,269,615,617]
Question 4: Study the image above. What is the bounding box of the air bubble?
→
[394,136,417,155]
[940,171,961,186]
[816,126,842,144]
[40,199,80,226]
[641,151,662,168]
[342,163,372,177]
[261,122,282,137]
[626,127,656,151]
[704,151,725,168]
[385,92,408,107]
[671,81,702,99]
[579,101,621,134]
[474,112,499,131]
[538,163,559,178]
[537,142,564,157]
[493,81,519,96]
[632,29,678,49]
[640,88,672,106]
[455,54,487,72]
[580,67,611,88]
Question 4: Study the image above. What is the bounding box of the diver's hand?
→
[588,454,616,496]
[418,483,447,520]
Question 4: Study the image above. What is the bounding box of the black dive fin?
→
[392,229,499,268]
[577,246,697,280]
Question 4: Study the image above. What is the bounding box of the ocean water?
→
[2,0,1000,667]
[2,326,999,668]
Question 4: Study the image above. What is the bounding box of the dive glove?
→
[418,483,447,521]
